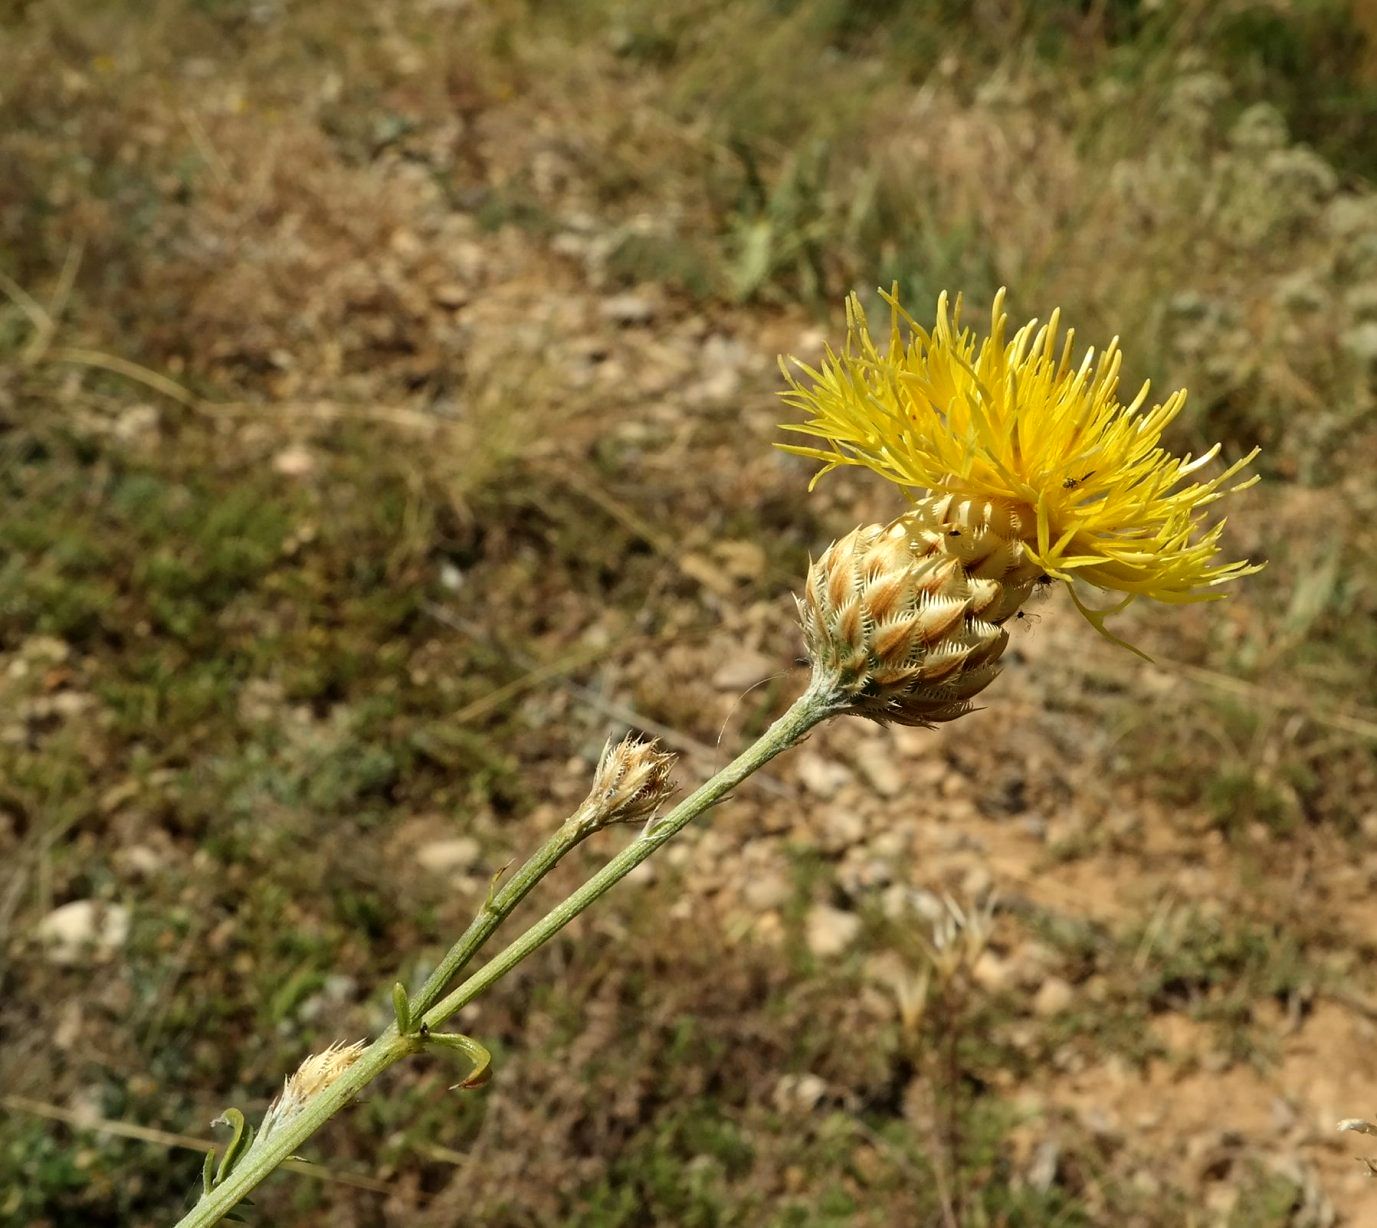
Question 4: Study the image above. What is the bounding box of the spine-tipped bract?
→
[800,495,1043,724]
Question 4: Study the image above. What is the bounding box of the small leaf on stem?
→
[424,1030,493,1089]
[392,982,412,1034]
[209,1108,251,1187]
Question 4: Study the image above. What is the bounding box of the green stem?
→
[175,1027,416,1228]
[173,680,837,1228]
[176,820,596,1228]
[409,810,595,1019]
[421,682,836,1029]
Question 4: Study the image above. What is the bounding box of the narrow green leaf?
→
[484,860,513,912]
[210,1108,249,1186]
[425,1031,493,1089]
[392,982,412,1034]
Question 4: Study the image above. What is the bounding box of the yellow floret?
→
[779,287,1261,628]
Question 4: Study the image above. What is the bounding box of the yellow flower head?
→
[779,287,1261,635]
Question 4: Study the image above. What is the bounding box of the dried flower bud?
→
[582,735,677,829]
[799,495,1044,724]
[259,1040,367,1141]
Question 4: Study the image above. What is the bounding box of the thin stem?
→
[173,679,838,1228]
[408,811,595,1019]
[174,1028,416,1228]
[421,682,836,1029]
[178,819,599,1228]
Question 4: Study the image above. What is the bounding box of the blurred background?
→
[3,1,1377,1224]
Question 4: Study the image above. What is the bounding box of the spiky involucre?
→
[780,287,1261,625]
[258,1040,367,1142]
[585,735,677,827]
[800,496,1043,725]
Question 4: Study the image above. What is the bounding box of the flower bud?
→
[582,735,677,829]
[259,1040,367,1141]
[799,495,1044,724]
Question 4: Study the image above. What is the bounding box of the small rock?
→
[939,773,968,800]
[296,974,359,1024]
[323,973,357,999]
[790,326,828,364]
[972,950,1013,993]
[773,1072,828,1114]
[48,691,89,719]
[870,830,907,860]
[700,333,750,371]
[116,845,165,878]
[36,900,130,965]
[758,909,787,945]
[1079,1106,1120,1141]
[816,804,866,853]
[959,864,993,899]
[431,284,470,309]
[415,837,483,875]
[688,336,749,402]
[600,292,656,326]
[850,741,904,798]
[66,1086,105,1127]
[1033,976,1075,1017]
[1342,321,1377,368]
[712,540,767,585]
[711,649,775,692]
[689,366,741,403]
[1131,1170,1162,1196]
[880,884,914,920]
[1027,1139,1061,1192]
[905,888,948,925]
[1270,1096,1299,1134]
[837,854,893,897]
[796,754,853,799]
[1200,1048,1232,1074]
[53,1001,83,1050]
[741,869,791,912]
[806,904,862,958]
[550,232,590,260]
[114,404,160,442]
[22,635,70,665]
[726,908,784,947]
[1009,941,1059,987]
[273,445,316,478]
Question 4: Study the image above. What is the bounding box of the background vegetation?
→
[3,0,1377,1224]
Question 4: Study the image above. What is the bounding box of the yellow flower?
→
[779,287,1261,639]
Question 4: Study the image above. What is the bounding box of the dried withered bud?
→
[581,735,677,829]
[258,1040,367,1142]
[799,496,1044,725]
